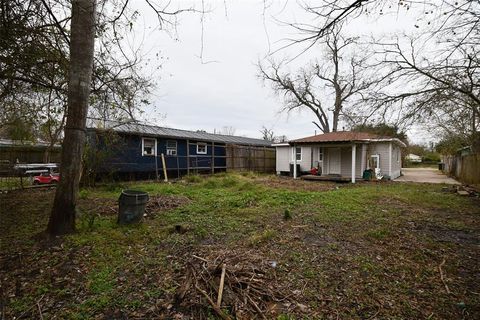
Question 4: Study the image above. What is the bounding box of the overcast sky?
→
[129,0,430,143]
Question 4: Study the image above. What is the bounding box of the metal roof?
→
[289,131,406,147]
[0,139,61,148]
[88,122,273,147]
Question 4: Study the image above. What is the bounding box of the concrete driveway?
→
[395,168,460,184]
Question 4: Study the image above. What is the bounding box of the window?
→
[166,140,177,156]
[197,143,207,154]
[142,138,156,156]
[318,148,323,161]
[396,149,400,163]
[292,147,302,161]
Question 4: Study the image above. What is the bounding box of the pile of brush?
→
[173,252,293,319]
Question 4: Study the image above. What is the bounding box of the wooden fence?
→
[443,153,480,185]
[226,145,276,173]
[0,145,61,164]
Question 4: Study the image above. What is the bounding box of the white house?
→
[405,153,422,163]
[274,131,406,182]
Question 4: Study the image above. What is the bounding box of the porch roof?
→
[289,131,406,147]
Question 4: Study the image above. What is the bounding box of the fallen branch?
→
[247,295,267,320]
[195,284,233,320]
[438,258,451,294]
[37,299,44,320]
[192,254,209,263]
[217,263,227,307]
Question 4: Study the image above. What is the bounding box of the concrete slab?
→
[395,168,460,184]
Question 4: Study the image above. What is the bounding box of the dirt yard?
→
[1,173,479,319]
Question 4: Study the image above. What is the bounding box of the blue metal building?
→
[86,122,274,178]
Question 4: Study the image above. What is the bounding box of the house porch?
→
[292,143,367,183]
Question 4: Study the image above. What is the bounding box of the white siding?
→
[326,142,394,179]
[339,145,363,178]
[288,146,312,172]
[391,145,402,179]
[368,142,391,177]
[277,142,401,178]
[324,147,343,175]
[275,145,313,173]
[323,148,330,175]
[275,146,290,173]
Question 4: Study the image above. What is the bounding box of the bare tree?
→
[365,30,479,139]
[283,1,479,50]
[260,126,275,141]
[216,126,236,136]
[260,25,377,133]
[276,0,479,138]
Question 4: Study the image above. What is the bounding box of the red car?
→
[33,173,60,185]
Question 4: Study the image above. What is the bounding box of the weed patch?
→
[249,228,277,245]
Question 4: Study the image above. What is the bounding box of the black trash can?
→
[118,190,149,224]
[438,162,445,171]
[362,169,373,180]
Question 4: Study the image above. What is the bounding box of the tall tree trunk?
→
[47,0,96,236]
[332,87,342,132]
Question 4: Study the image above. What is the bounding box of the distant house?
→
[0,139,61,166]
[86,122,274,178]
[274,131,406,182]
[405,153,422,163]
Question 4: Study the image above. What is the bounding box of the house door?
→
[328,148,341,174]
[370,154,381,178]
[370,154,380,169]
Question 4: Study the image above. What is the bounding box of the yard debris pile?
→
[442,185,480,197]
[173,251,293,319]
[456,185,479,197]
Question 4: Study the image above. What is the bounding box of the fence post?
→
[186,139,190,175]
[211,142,215,174]
[263,146,266,173]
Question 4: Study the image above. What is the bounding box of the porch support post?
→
[351,143,356,183]
[388,142,393,178]
[361,144,367,173]
[293,143,298,179]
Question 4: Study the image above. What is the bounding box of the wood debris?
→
[455,185,479,197]
[173,252,293,319]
